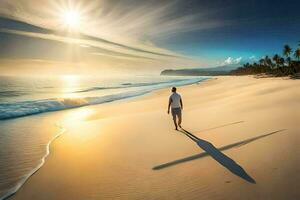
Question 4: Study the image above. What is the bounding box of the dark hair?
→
[172,87,177,92]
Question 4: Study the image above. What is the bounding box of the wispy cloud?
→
[0,27,180,60]
[220,55,260,66]
[0,0,231,73]
[1,1,227,40]
[249,55,257,61]
[222,56,243,65]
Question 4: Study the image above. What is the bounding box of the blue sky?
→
[155,0,300,62]
[0,0,299,75]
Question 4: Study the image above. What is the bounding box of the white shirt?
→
[169,92,181,108]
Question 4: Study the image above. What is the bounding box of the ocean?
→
[0,74,209,199]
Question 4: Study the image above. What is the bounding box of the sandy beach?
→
[9,76,300,200]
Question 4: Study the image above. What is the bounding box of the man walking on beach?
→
[167,87,183,130]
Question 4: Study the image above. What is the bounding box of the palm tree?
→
[294,48,300,75]
[259,58,264,65]
[294,49,300,61]
[286,57,292,65]
[273,54,280,67]
[274,57,285,75]
[286,57,293,74]
[279,57,285,66]
[264,55,272,68]
[230,41,300,76]
[283,45,292,58]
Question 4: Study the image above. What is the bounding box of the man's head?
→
[171,87,177,93]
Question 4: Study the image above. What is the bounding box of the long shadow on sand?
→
[153,129,286,183]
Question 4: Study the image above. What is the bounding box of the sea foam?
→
[0,77,208,120]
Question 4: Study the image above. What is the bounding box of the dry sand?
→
[10,76,300,200]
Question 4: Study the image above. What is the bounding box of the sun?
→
[62,10,81,30]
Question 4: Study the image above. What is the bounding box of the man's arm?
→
[180,98,183,110]
[167,98,172,114]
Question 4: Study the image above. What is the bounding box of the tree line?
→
[230,42,300,77]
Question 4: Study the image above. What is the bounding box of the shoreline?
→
[0,126,66,200]
[8,76,300,200]
[1,76,210,200]
[0,77,209,120]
